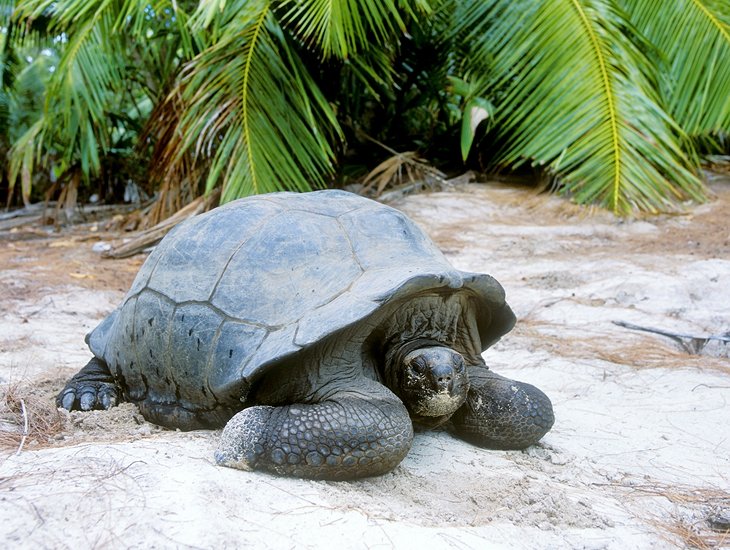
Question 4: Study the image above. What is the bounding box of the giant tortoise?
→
[58,190,554,480]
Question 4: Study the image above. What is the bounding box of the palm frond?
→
[190,0,239,33]
[167,3,341,201]
[278,0,417,59]
[15,0,109,26]
[10,0,191,198]
[8,119,43,206]
[11,0,123,180]
[619,0,730,136]
[458,0,705,214]
[116,0,202,63]
[47,14,125,174]
[2,4,53,117]
[6,39,55,132]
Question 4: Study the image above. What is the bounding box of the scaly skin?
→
[215,380,413,480]
[450,365,554,449]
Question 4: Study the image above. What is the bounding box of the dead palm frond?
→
[361,151,445,197]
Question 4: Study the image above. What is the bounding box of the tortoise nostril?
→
[430,367,454,390]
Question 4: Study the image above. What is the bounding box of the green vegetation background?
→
[1,0,729,216]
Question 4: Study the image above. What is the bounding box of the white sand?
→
[2,180,729,549]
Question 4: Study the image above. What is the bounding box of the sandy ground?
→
[1,177,729,549]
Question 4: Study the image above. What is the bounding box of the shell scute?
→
[338,205,445,271]
[145,200,280,303]
[208,321,268,402]
[129,290,176,397]
[168,303,224,406]
[210,210,362,325]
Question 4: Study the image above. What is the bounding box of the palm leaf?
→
[277,0,417,59]
[2,4,54,128]
[116,0,202,70]
[168,2,341,201]
[12,0,126,177]
[49,16,124,174]
[8,119,43,206]
[619,0,730,136]
[11,0,194,190]
[458,0,705,214]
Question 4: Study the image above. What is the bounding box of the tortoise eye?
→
[453,357,466,372]
[410,358,427,375]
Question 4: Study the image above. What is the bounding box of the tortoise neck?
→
[382,294,463,348]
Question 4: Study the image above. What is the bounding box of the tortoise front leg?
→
[215,380,413,480]
[57,357,120,411]
[451,365,554,449]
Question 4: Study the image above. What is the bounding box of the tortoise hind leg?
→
[215,380,414,480]
[451,366,554,449]
[138,400,237,431]
[57,357,121,411]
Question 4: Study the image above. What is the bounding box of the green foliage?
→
[4,0,186,204]
[171,3,341,199]
[1,4,57,204]
[1,0,729,214]
[456,0,709,213]
[618,0,730,136]
[449,76,494,162]
[278,0,412,58]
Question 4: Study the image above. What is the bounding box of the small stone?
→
[708,509,730,532]
[92,241,112,254]
[136,425,151,436]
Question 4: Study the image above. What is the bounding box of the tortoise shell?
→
[86,190,514,421]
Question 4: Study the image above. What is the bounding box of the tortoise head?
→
[385,343,470,424]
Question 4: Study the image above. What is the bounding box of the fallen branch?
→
[102,191,220,259]
[0,204,47,231]
[613,320,730,355]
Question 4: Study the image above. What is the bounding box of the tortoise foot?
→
[215,405,274,471]
[451,369,554,449]
[56,357,120,411]
[216,384,413,480]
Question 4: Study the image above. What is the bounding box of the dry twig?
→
[16,398,28,455]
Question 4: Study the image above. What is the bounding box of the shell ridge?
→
[138,287,273,330]
[335,217,365,272]
[130,292,146,397]
[133,221,187,296]
[206,207,285,303]
[203,321,225,402]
